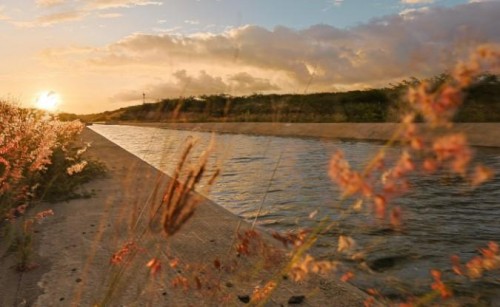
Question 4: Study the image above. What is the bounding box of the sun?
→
[36,91,61,112]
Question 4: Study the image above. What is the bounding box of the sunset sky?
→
[1,0,499,114]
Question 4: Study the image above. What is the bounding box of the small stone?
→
[59,298,65,301]
[238,295,250,304]
[288,295,305,304]
[75,278,82,283]
[225,282,234,288]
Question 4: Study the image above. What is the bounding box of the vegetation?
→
[93,47,500,305]
[1,47,499,305]
[0,101,106,270]
[75,74,500,123]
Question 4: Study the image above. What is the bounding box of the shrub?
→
[0,101,104,220]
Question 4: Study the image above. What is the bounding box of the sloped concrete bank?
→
[0,128,368,306]
[122,122,500,147]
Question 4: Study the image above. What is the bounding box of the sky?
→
[0,0,499,114]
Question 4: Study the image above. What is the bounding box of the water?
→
[90,124,500,301]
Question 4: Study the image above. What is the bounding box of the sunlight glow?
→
[36,91,61,112]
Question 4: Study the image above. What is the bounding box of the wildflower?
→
[393,151,415,177]
[110,241,137,265]
[433,134,471,175]
[146,258,161,276]
[479,241,500,271]
[422,158,438,173]
[340,271,354,282]
[311,259,337,277]
[76,146,88,156]
[390,206,402,229]
[451,255,463,275]
[272,229,309,248]
[251,281,276,303]
[161,141,211,238]
[363,297,376,307]
[16,204,28,215]
[236,238,250,256]
[236,230,261,255]
[329,151,372,197]
[338,235,356,254]
[454,62,479,87]
[466,256,484,279]
[289,259,309,282]
[289,254,336,282]
[410,137,424,151]
[35,209,54,220]
[67,161,88,175]
[352,199,363,212]
[169,258,180,269]
[402,114,417,139]
[471,165,494,187]
[373,195,386,219]
[171,276,190,291]
[430,269,452,298]
[364,289,380,307]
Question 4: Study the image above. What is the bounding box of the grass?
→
[0,103,107,273]
[1,46,500,306]
[36,147,107,203]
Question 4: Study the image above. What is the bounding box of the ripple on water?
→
[90,124,500,301]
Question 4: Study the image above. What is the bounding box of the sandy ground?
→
[0,128,369,306]
[121,122,500,147]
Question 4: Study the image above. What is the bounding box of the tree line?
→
[64,74,500,123]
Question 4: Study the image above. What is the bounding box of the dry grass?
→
[2,46,500,306]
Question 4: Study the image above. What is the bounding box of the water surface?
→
[90,124,500,300]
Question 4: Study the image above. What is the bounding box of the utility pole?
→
[143,92,146,104]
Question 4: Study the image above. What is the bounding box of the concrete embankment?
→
[122,122,500,147]
[0,128,368,306]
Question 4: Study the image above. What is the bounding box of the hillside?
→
[65,75,500,123]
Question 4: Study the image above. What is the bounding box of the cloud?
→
[98,13,123,18]
[13,10,88,27]
[228,72,280,92]
[113,70,279,101]
[41,2,500,101]
[323,0,344,11]
[36,0,67,8]
[85,0,163,10]
[38,10,88,26]
[9,0,161,27]
[401,0,434,4]
[0,7,10,21]
[399,6,430,19]
[184,19,200,25]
